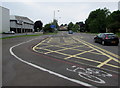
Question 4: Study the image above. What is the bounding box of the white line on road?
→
[9,38,96,88]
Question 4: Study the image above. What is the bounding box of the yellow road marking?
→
[47,37,52,43]
[39,43,81,49]
[106,63,120,68]
[89,51,103,55]
[42,42,78,47]
[43,48,71,56]
[78,38,120,63]
[64,49,94,59]
[75,36,120,59]
[40,47,103,64]
[34,45,103,64]
[44,45,84,54]
[63,37,76,44]
[72,36,120,68]
[39,41,97,55]
[33,38,49,51]
[97,58,113,68]
[73,56,102,64]
[33,36,120,69]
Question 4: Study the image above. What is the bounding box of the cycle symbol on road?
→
[66,66,112,84]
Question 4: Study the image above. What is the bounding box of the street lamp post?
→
[53,10,60,23]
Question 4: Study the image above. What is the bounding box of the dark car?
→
[3,31,15,34]
[94,33,119,46]
[68,30,73,34]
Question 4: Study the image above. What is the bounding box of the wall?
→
[0,6,2,33]
[0,6,10,33]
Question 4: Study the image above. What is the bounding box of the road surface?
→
[2,32,120,87]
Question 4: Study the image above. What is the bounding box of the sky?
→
[1,0,120,25]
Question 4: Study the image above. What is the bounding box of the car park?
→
[94,33,119,46]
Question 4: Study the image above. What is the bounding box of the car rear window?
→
[106,34,116,38]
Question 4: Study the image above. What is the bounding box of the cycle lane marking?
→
[66,65,113,84]
[9,38,96,88]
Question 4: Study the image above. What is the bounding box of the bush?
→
[107,22,120,33]
[43,24,55,33]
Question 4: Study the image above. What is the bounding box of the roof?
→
[100,33,114,35]
[0,6,9,10]
[10,15,34,24]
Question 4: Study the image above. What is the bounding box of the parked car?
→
[94,33,119,46]
[68,30,73,34]
[8,31,15,34]
[3,31,15,34]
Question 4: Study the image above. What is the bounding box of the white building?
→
[0,6,10,33]
[10,15,34,33]
[119,1,120,11]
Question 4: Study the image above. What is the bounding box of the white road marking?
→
[9,38,96,88]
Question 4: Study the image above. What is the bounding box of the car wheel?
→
[102,41,105,45]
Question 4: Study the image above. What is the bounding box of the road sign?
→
[50,25,56,28]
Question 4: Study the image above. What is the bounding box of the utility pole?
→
[53,10,60,24]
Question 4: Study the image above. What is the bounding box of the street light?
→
[53,10,60,22]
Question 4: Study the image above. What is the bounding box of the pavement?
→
[0,32,42,38]
[2,31,120,87]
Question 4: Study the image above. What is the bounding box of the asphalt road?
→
[2,31,120,87]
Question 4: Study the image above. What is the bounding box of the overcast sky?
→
[1,0,120,25]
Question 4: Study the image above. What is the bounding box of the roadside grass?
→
[0,32,57,39]
[116,33,120,37]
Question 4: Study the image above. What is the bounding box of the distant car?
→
[3,31,15,34]
[94,33,119,46]
[68,30,73,34]
[8,31,15,34]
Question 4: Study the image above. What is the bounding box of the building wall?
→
[0,6,2,33]
[10,20,34,33]
[0,6,10,33]
[10,21,17,28]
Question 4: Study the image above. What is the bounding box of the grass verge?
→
[0,32,57,39]
[116,33,120,37]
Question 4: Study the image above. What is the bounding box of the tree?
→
[52,19,59,29]
[43,19,59,33]
[60,24,64,26]
[64,24,67,26]
[68,22,74,31]
[34,20,43,32]
[76,22,85,32]
[107,22,120,33]
[43,23,53,33]
[85,8,110,33]
[72,24,79,32]
[107,10,120,33]
[68,22,80,32]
